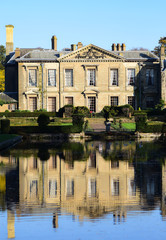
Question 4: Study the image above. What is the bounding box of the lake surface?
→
[0,139,166,239]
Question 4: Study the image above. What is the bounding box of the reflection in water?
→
[0,140,166,238]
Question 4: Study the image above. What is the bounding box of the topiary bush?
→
[1,119,10,134]
[101,106,118,121]
[37,114,50,127]
[134,112,147,132]
[74,106,90,117]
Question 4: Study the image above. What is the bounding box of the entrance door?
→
[48,97,56,112]
[88,97,96,112]
[29,97,37,112]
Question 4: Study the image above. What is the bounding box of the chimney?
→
[51,36,57,51]
[112,43,116,51]
[6,25,14,55]
[15,48,20,58]
[77,42,83,49]
[117,43,121,51]
[71,44,76,51]
[161,44,165,60]
[121,43,126,51]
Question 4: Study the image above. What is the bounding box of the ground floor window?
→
[65,97,73,105]
[111,96,119,106]
[128,96,135,109]
[88,97,96,112]
[29,97,37,112]
[48,97,56,112]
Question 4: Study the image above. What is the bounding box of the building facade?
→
[5,25,164,112]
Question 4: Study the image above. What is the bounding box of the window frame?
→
[110,96,119,106]
[48,69,56,87]
[29,69,37,87]
[87,68,96,86]
[127,69,135,86]
[65,69,73,87]
[146,69,154,86]
[110,69,118,86]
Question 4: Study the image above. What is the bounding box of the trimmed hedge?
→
[37,114,50,127]
[10,125,83,134]
[0,111,56,118]
[1,119,10,134]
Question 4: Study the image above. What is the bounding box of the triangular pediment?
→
[24,89,39,95]
[58,44,124,61]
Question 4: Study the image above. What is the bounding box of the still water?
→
[0,140,166,239]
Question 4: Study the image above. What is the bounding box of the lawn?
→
[122,122,136,131]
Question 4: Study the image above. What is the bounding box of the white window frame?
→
[127,69,135,86]
[65,69,73,87]
[29,69,37,87]
[48,69,56,87]
[110,69,118,86]
[87,69,96,86]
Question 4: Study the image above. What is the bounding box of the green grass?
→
[122,122,136,131]
[0,134,18,143]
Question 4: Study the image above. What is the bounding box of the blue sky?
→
[0,0,165,51]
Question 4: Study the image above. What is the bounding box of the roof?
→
[7,45,159,64]
[0,93,17,103]
[112,50,159,61]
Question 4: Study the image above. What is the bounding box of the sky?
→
[0,0,166,51]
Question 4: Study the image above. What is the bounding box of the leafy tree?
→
[152,37,166,57]
[0,45,6,70]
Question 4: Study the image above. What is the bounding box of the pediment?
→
[59,44,124,61]
[24,90,39,95]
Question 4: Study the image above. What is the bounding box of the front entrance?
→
[88,97,96,112]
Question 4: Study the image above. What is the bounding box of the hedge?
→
[0,112,56,118]
[10,125,83,134]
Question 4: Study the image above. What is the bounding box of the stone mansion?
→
[5,25,166,112]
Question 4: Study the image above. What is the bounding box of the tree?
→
[0,45,6,70]
[152,37,166,57]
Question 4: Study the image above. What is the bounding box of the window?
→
[49,180,57,198]
[88,179,96,197]
[127,69,135,86]
[49,156,57,169]
[146,69,154,85]
[111,161,119,168]
[65,97,73,105]
[48,69,56,86]
[111,179,119,196]
[30,180,38,198]
[88,69,96,86]
[111,96,118,106]
[48,97,56,112]
[66,179,74,197]
[110,69,118,86]
[65,69,73,87]
[29,97,37,111]
[146,97,154,108]
[88,97,96,112]
[29,69,37,87]
[128,96,135,108]
[33,158,38,169]
[128,179,136,196]
[89,152,96,168]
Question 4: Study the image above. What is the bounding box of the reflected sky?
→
[0,140,166,239]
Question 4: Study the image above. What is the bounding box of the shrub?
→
[155,99,165,110]
[121,104,134,117]
[72,114,84,127]
[101,106,118,121]
[37,114,50,127]
[58,105,74,117]
[134,112,147,132]
[1,119,10,134]
[74,106,90,117]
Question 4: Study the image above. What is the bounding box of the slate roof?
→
[112,51,159,60]
[7,45,159,63]
[0,93,17,103]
